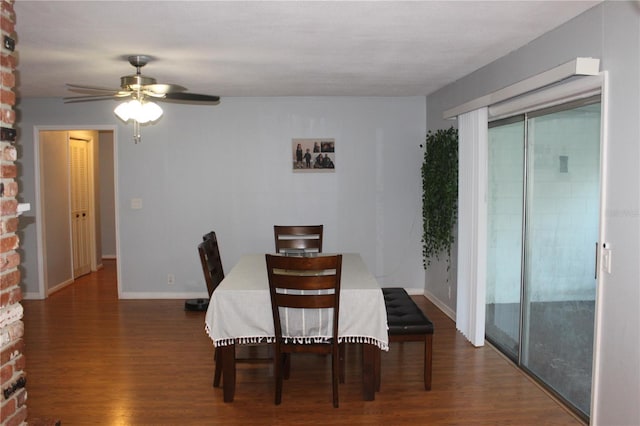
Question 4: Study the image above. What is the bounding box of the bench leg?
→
[424,334,433,391]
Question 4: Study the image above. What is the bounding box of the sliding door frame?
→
[486,94,605,422]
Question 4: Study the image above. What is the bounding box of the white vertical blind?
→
[456,107,488,347]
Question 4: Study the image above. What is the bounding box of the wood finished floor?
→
[22,260,583,425]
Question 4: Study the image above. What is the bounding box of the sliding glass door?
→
[486,117,525,361]
[486,98,601,419]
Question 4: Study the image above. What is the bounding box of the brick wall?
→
[0,1,26,425]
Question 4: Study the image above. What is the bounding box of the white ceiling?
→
[14,1,600,100]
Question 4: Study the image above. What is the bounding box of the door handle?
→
[594,242,598,279]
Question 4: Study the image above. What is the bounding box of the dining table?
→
[204,252,389,402]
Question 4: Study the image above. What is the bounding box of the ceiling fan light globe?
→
[114,99,162,129]
[114,100,133,122]
[141,101,163,123]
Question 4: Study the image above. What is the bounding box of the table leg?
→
[220,344,236,402]
[362,343,377,400]
[374,345,381,392]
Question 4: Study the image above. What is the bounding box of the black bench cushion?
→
[382,288,434,335]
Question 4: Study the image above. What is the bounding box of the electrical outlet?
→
[167,274,175,285]
[448,285,451,300]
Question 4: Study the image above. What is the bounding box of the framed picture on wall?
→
[292,138,335,172]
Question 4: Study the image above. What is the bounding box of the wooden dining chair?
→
[197,231,226,387]
[186,231,225,312]
[199,231,225,298]
[265,254,343,407]
[273,225,323,254]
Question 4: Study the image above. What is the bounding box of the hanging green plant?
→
[422,126,458,269]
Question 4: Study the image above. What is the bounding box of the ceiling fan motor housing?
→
[121,74,157,90]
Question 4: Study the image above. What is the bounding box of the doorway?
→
[36,128,116,296]
[485,97,601,420]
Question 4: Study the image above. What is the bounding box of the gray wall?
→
[18,96,426,299]
[425,2,639,424]
[98,131,116,259]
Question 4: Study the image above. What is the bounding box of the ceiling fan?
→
[65,55,220,143]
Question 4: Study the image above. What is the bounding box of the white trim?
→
[22,292,45,300]
[47,277,75,295]
[404,288,425,296]
[590,70,609,424]
[424,290,456,321]
[120,291,209,300]
[65,133,74,280]
[33,127,46,298]
[444,57,600,119]
[87,135,98,273]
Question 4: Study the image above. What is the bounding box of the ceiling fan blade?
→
[66,56,220,109]
[143,83,187,95]
[66,83,122,93]
[67,87,132,99]
[64,93,131,103]
[163,92,221,103]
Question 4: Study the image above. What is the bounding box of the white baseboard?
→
[381,286,423,296]
[48,278,75,296]
[119,292,209,300]
[23,292,45,300]
[424,289,456,321]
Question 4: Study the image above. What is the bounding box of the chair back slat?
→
[268,253,335,270]
[275,293,336,309]
[274,225,323,254]
[273,273,338,291]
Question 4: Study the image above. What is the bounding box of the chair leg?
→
[274,351,283,405]
[283,353,291,380]
[213,347,222,388]
[332,348,340,408]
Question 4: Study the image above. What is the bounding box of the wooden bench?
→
[380,287,434,390]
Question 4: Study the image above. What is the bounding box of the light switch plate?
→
[131,198,143,209]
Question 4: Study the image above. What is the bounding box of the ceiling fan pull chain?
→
[133,120,142,144]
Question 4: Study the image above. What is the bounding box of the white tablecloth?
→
[205,253,389,351]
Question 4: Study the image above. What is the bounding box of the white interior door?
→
[70,137,91,278]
